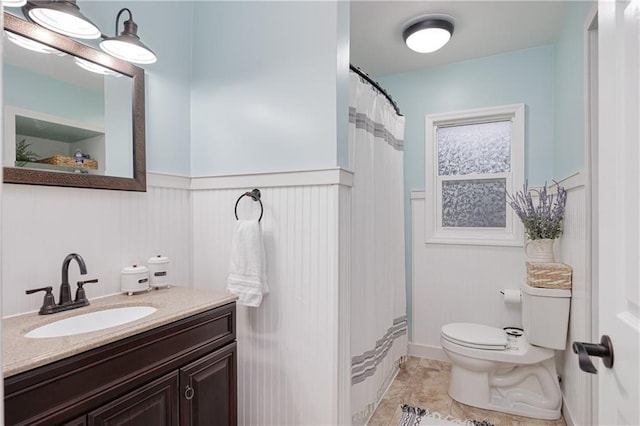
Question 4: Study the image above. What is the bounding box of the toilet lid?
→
[441,323,509,350]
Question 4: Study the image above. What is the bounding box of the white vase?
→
[524,238,556,263]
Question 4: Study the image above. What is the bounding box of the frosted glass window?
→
[425,104,524,246]
[442,179,507,228]
[438,121,511,176]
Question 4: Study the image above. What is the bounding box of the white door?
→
[596,0,640,424]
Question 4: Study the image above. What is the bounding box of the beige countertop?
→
[2,286,237,378]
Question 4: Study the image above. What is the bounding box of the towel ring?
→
[234,189,263,222]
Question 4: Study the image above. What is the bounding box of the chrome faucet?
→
[26,253,98,315]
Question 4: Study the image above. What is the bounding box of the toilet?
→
[440,281,571,420]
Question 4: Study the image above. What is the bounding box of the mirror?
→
[2,12,146,191]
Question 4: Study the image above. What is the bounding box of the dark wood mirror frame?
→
[3,12,146,192]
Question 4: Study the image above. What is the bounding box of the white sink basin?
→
[24,306,157,339]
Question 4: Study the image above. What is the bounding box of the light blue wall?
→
[81,1,193,176]
[189,1,345,176]
[4,64,104,126]
[378,46,555,336]
[336,0,350,169]
[553,1,593,180]
[379,46,555,191]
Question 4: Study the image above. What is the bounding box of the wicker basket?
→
[526,262,572,289]
[36,155,98,170]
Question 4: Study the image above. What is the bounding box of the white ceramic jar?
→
[147,255,170,288]
[120,264,150,295]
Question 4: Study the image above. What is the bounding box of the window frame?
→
[424,104,525,246]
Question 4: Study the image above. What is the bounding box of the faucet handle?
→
[26,286,56,315]
[75,278,98,303]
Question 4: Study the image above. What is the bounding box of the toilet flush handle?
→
[572,335,614,374]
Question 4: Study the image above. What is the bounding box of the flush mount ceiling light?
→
[100,8,157,65]
[25,0,102,39]
[403,18,454,53]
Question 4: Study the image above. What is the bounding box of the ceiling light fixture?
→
[403,18,454,53]
[25,0,102,40]
[100,8,157,65]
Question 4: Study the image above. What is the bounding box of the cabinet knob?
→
[184,385,194,400]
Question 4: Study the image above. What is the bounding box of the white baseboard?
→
[408,342,449,362]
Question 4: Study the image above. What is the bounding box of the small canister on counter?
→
[147,254,170,289]
[121,264,150,295]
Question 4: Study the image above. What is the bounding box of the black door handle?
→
[572,335,614,374]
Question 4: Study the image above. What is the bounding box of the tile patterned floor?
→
[367,356,567,426]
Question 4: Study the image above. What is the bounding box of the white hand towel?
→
[227,219,269,307]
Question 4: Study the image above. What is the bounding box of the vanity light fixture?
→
[20,2,157,65]
[74,57,122,76]
[4,0,27,7]
[403,18,454,53]
[99,8,157,65]
[25,0,102,40]
[5,30,65,55]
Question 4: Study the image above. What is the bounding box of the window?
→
[424,104,524,246]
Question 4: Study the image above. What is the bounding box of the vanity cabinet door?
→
[179,342,237,426]
[88,372,179,426]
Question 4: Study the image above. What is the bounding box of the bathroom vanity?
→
[2,287,237,426]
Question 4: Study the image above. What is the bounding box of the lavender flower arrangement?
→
[507,182,567,240]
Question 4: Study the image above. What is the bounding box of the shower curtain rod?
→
[349,64,402,116]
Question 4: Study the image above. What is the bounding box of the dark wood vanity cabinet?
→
[4,303,237,426]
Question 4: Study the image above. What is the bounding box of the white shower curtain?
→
[349,71,407,425]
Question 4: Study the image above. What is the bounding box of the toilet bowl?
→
[440,282,571,420]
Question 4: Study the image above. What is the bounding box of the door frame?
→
[584,4,599,425]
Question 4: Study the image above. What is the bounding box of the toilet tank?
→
[521,281,572,350]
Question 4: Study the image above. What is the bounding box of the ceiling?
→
[350,0,568,77]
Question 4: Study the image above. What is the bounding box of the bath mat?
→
[397,404,495,426]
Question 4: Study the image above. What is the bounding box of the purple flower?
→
[507,181,567,240]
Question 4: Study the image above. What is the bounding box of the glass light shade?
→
[4,0,27,7]
[5,31,65,55]
[405,27,451,53]
[28,4,101,39]
[403,18,454,54]
[74,57,122,76]
[100,38,157,64]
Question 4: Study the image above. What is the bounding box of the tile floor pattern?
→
[367,357,567,426]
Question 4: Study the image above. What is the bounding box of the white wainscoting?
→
[410,191,526,360]
[2,169,353,426]
[1,173,192,317]
[555,174,590,426]
[191,174,352,426]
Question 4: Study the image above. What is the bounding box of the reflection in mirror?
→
[2,12,146,191]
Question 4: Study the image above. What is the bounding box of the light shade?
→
[74,57,122,76]
[4,0,27,7]
[26,0,102,39]
[403,19,454,53]
[100,8,156,64]
[5,30,65,55]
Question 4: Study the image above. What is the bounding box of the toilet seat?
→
[441,323,508,350]
[440,325,555,365]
